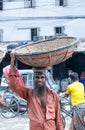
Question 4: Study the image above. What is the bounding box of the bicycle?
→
[0,86,27,118]
[59,93,73,128]
[0,90,20,118]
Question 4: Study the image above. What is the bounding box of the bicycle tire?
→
[18,100,28,115]
[19,108,27,115]
[1,96,20,118]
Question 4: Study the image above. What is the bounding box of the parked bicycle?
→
[0,95,19,118]
[59,93,73,128]
[0,86,27,118]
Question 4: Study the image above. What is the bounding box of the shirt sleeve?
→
[55,94,64,130]
[9,73,31,102]
[66,85,71,95]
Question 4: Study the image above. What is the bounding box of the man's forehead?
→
[32,67,46,76]
[32,67,46,73]
[33,72,46,78]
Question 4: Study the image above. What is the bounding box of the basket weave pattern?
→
[13,37,77,67]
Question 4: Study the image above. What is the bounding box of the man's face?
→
[33,73,46,96]
[34,74,46,87]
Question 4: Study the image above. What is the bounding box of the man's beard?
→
[33,84,46,96]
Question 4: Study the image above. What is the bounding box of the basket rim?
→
[15,39,77,57]
[13,36,77,52]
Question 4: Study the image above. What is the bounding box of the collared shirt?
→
[9,73,64,130]
[66,81,85,106]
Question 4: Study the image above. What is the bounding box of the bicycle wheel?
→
[1,96,20,118]
[18,99,27,115]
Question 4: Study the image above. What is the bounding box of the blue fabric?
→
[79,79,85,91]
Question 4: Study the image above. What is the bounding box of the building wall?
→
[0,0,85,42]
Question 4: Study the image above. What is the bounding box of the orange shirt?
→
[9,74,64,130]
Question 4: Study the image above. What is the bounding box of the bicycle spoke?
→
[1,97,19,118]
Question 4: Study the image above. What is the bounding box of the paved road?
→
[0,113,71,130]
[0,113,29,130]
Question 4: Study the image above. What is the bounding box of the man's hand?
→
[58,92,69,101]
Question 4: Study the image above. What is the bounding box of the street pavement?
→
[0,113,71,130]
[0,113,29,130]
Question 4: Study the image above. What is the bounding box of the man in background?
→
[67,69,73,84]
[64,72,85,130]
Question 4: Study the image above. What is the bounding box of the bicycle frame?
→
[59,94,73,118]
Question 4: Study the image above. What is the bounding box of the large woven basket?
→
[13,36,77,67]
[0,50,6,63]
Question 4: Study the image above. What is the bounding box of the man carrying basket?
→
[8,52,64,130]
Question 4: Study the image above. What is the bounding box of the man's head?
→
[68,69,72,76]
[33,67,46,96]
[69,72,79,82]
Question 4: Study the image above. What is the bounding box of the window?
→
[60,0,64,6]
[24,0,36,8]
[21,73,33,88]
[56,27,63,34]
[55,26,65,36]
[0,29,3,41]
[1,70,34,88]
[31,28,40,41]
[55,0,67,6]
[31,28,37,41]
[0,0,3,10]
